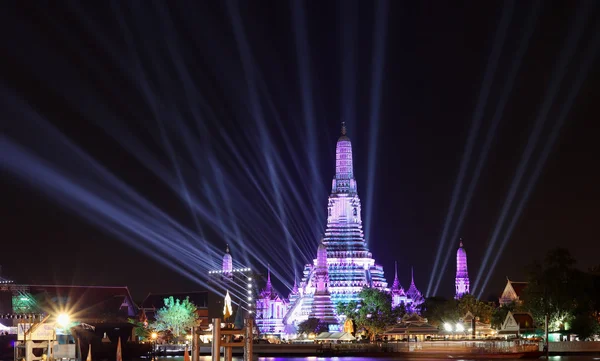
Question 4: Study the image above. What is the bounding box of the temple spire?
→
[293,269,298,288]
[455,239,470,298]
[333,121,355,193]
[391,261,402,291]
[266,265,272,291]
[222,244,233,274]
[411,267,415,285]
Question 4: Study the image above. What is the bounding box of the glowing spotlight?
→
[247,297,252,301]
[247,283,252,288]
[151,332,158,340]
[56,313,71,327]
[444,323,453,332]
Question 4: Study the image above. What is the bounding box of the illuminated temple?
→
[255,123,424,335]
[455,240,470,299]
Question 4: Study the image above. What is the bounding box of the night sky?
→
[1,1,599,302]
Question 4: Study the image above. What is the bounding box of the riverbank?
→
[158,342,600,358]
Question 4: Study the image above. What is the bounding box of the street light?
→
[57,313,71,328]
[151,332,158,360]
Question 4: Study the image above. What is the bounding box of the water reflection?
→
[143,357,599,361]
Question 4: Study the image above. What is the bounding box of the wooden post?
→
[243,319,253,361]
[25,340,32,361]
[191,326,199,361]
[211,319,221,361]
[224,334,232,361]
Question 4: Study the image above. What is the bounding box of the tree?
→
[457,294,495,324]
[128,318,153,340]
[337,288,401,341]
[492,302,517,329]
[336,300,359,319]
[152,296,199,337]
[569,312,600,340]
[297,318,329,335]
[420,297,460,327]
[520,249,581,329]
[518,248,600,338]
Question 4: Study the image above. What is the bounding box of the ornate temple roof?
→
[406,267,423,301]
[402,313,428,324]
[507,280,528,297]
[391,261,405,295]
[259,266,281,300]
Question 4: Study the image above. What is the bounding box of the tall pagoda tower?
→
[282,123,388,327]
[308,242,338,324]
[455,240,470,298]
[222,245,233,274]
[321,122,388,299]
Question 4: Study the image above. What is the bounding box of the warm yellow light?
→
[151,332,158,340]
[186,335,192,340]
[56,313,70,327]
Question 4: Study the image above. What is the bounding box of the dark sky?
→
[1,1,599,302]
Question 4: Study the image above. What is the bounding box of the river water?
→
[150,357,600,361]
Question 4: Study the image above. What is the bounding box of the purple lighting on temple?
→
[253,123,425,336]
[222,244,233,274]
[455,240,470,299]
[308,242,338,324]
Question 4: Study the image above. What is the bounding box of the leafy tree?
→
[518,247,600,340]
[152,296,199,337]
[420,296,460,327]
[128,318,154,340]
[395,302,408,317]
[457,294,496,324]
[297,318,329,335]
[520,249,580,329]
[336,300,359,319]
[569,312,600,340]
[491,302,518,329]
[337,288,401,341]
